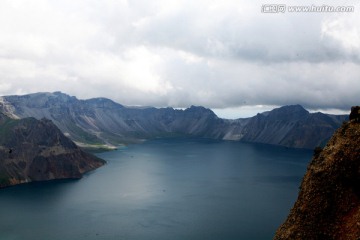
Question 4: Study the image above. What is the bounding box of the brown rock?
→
[0,113,105,188]
[274,107,360,240]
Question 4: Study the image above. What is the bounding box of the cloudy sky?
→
[0,0,359,118]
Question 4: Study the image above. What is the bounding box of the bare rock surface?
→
[0,113,105,188]
[274,107,360,240]
[0,92,348,149]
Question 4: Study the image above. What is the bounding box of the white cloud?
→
[321,12,360,56]
[0,0,359,113]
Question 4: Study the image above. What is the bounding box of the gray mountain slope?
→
[0,92,347,149]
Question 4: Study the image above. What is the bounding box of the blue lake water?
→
[0,138,312,240]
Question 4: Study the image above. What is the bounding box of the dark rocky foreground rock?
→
[274,107,360,240]
[0,92,348,149]
[0,113,105,188]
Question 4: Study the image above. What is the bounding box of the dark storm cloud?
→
[0,0,359,115]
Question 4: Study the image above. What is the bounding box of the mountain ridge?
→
[0,92,348,149]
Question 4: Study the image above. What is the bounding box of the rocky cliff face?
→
[0,92,347,149]
[0,113,105,188]
[274,107,360,240]
[241,105,346,148]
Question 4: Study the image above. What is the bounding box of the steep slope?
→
[240,105,310,145]
[274,107,360,240]
[1,92,237,146]
[240,105,346,148]
[0,92,347,149]
[0,113,105,188]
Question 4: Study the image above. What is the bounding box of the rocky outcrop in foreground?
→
[274,107,360,240]
[0,113,105,188]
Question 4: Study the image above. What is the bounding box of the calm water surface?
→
[0,138,312,240]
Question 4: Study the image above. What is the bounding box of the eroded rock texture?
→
[0,113,105,188]
[274,107,360,240]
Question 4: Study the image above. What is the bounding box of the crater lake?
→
[0,138,312,240]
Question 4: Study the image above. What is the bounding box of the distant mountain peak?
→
[276,104,308,112]
[266,104,309,121]
[86,97,124,108]
[9,91,77,106]
[25,91,72,98]
[186,105,216,115]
